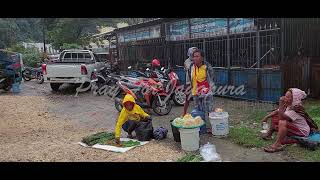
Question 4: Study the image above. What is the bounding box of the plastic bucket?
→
[209,112,229,137]
[170,119,181,142]
[179,127,200,151]
[12,83,20,94]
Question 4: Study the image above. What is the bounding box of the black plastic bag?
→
[135,120,154,141]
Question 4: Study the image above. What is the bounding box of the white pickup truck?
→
[43,49,105,91]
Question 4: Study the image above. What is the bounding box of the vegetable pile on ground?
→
[81,132,141,147]
[172,114,204,129]
[82,132,115,146]
[106,140,141,147]
[177,153,203,162]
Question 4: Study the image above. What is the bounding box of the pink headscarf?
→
[290,88,307,106]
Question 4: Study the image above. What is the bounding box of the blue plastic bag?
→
[191,109,206,134]
[308,132,320,142]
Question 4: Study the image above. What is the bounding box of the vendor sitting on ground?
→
[114,93,151,146]
[261,88,318,153]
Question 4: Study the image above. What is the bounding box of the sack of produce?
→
[171,114,205,129]
[135,120,154,141]
[153,127,168,140]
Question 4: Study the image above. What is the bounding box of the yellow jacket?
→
[191,64,207,96]
[115,94,150,138]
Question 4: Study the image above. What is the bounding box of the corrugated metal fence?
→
[174,67,282,102]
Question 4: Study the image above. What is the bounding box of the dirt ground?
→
[0,81,297,162]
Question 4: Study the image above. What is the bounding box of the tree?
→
[47,18,121,49]
[60,43,81,50]
[0,18,19,48]
[22,47,42,67]
[0,18,44,49]
[0,18,153,50]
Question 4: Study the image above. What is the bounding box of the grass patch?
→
[228,109,269,148]
[305,104,320,125]
[229,126,270,148]
[246,110,268,123]
[286,145,320,161]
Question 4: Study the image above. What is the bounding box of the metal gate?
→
[281,57,311,94]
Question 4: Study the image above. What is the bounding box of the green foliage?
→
[61,43,82,50]
[47,18,120,49]
[247,110,268,123]
[1,18,153,51]
[0,18,43,49]
[82,132,115,146]
[5,43,41,67]
[5,44,25,53]
[0,18,122,50]
[0,18,149,50]
[22,47,42,67]
[305,104,320,125]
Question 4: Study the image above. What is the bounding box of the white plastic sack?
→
[200,142,222,162]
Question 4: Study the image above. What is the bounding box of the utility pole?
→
[42,18,47,53]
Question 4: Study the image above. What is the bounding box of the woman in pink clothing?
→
[261,88,318,153]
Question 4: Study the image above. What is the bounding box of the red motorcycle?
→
[114,77,173,116]
[149,65,186,106]
[160,66,186,106]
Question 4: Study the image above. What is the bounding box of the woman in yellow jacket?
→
[114,93,151,145]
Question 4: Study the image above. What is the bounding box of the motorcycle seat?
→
[120,81,141,90]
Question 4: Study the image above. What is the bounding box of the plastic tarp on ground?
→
[78,138,149,153]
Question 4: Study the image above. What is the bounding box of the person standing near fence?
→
[183,47,198,116]
[183,48,215,134]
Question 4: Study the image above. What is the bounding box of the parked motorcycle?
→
[0,72,13,91]
[92,63,126,96]
[114,77,172,116]
[127,66,150,78]
[127,65,186,106]
[0,50,22,91]
[160,65,186,106]
[22,66,44,84]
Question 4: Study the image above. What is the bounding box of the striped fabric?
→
[284,108,310,136]
[292,105,319,132]
[271,116,306,137]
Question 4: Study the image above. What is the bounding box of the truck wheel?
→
[50,83,61,92]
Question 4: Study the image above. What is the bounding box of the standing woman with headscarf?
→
[183,47,198,115]
[261,88,318,153]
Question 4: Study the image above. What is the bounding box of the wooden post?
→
[281,18,284,64]
[42,18,47,54]
[227,18,231,68]
[256,19,261,101]
[227,18,231,87]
